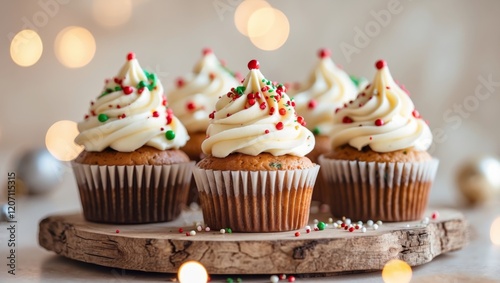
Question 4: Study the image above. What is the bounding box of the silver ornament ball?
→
[455,155,500,205]
[15,148,64,194]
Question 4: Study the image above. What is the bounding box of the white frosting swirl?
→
[167,51,239,133]
[75,54,189,152]
[330,61,432,152]
[202,62,315,158]
[290,54,357,135]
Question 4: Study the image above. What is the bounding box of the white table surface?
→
[0,153,499,283]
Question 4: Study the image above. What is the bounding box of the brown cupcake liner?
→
[72,161,195,224]
[318,156,439,222]
[193,165,320,232]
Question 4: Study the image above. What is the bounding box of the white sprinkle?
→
[406,224,410,228]
[270,275,279,283]
[220,229,226,234]
[305,225,311,231]
[333,223,339,228]
[189,230,196,236]
[345,218,351,225]
[357,221,363,225]
[421,217,430,224]
[373,224,379,230]
[342,216,346,221]
[376,220,383,226]
[362,227,367,233]
[336,220,343,225]
[205,227,211,232]
[367,220,374,227]
[328,217,334,224]
[313,219,319,224]
[196,225,203,232]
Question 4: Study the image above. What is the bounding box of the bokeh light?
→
[178,261,208,283]
[10,29,43,67]
[248,8,290,51]
[491,216,500,245]
[234,0,271,37]
[45,120,83,161]
[382,259,412,283]
[54,26,96,68]
[92,0,132,28]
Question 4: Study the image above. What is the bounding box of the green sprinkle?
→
[114,86,122,91]
[235,86,246,95]
[312,127,320,135]
[268,88,274,93]
[317,221,326,230]
[261,79,265,82]
[165,130,175,140]
[237,278,243,282]
[269,162,282,170]
[226,228,232,233]
[349,75,360,87]
[143,70,150,78]
[106,88,113,93]
[98,114,109,122]
[226,278,234,283]
[147,84,154,91]
[138,81,147,88]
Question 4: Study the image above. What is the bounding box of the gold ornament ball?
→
[455,156,500,205]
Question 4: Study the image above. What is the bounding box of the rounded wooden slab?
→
[38,209,468,275]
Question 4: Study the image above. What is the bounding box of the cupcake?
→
[290,48,358,202]
[319,60,439,222]
[167,48,240,203]
[193,60,319,232]
[73,52,194,224]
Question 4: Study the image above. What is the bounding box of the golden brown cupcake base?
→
[75,146,190,165]
[325,145,432,163]
[198,152,315,171]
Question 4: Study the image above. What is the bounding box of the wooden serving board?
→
[38,208,468,275]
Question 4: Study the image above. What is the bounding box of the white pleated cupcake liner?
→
[72,161,195,224]
[192,165,320,232]
[318,156,439,221]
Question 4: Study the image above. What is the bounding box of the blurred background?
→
[1,0,500,207]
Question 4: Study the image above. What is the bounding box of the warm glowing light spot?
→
[491,217,500,245]
[178,261,208,283]
[92,0,132,28]
[54,26,96,68]
[382,259,412,283]
[45,120,83,161]
[234,0,271,37]
[248,8,289,51]
[10,30,43,67]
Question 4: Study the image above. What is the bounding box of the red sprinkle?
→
[355,225,360,230]
[279,108,286,116]
[209,72,216,80]
[202,47,212,55]
[115,229,120,233]
[369,136,373,140]
[162,96,167,106]
[166,116,172,124]
[294,232,300,237]
[318,48,331,58]
[375,60,386,70]
[412,109,421,118]
[123,86,134,95]
[260,102,266,110]
[335,108,341,114]
[84,114,89,119]
[126,52,135,60]
[349,227,355,232]
[306,228,311,233]
[269,107,275,115]
[342,116,353,123]
[341,223,346,228]
[308,99,317,109]
[431,211,439,220]
[138,87,145,94]
[279,274,287,280]
[276,122,284,130]
[264,129,269,134]
[186,102,196,111]
[247,59,259,70]
[297,116,305,126]
[176,78,185,88]
[375,119,384,126]
[209,111,216,119]
[114,77,122,84]
[186,232,190,236]
[314,227,319,231]
[248,98,256,106]
[178,228,184,233]
[152,111,159,118]
[288,276,296,282]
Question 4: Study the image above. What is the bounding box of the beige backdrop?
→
[2,0,500,207]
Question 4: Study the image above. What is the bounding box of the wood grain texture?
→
[38,209,468,275]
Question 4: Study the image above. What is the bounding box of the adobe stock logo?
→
[7,0,70,41]
[427,74,500,153]
[340,0,405,63]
